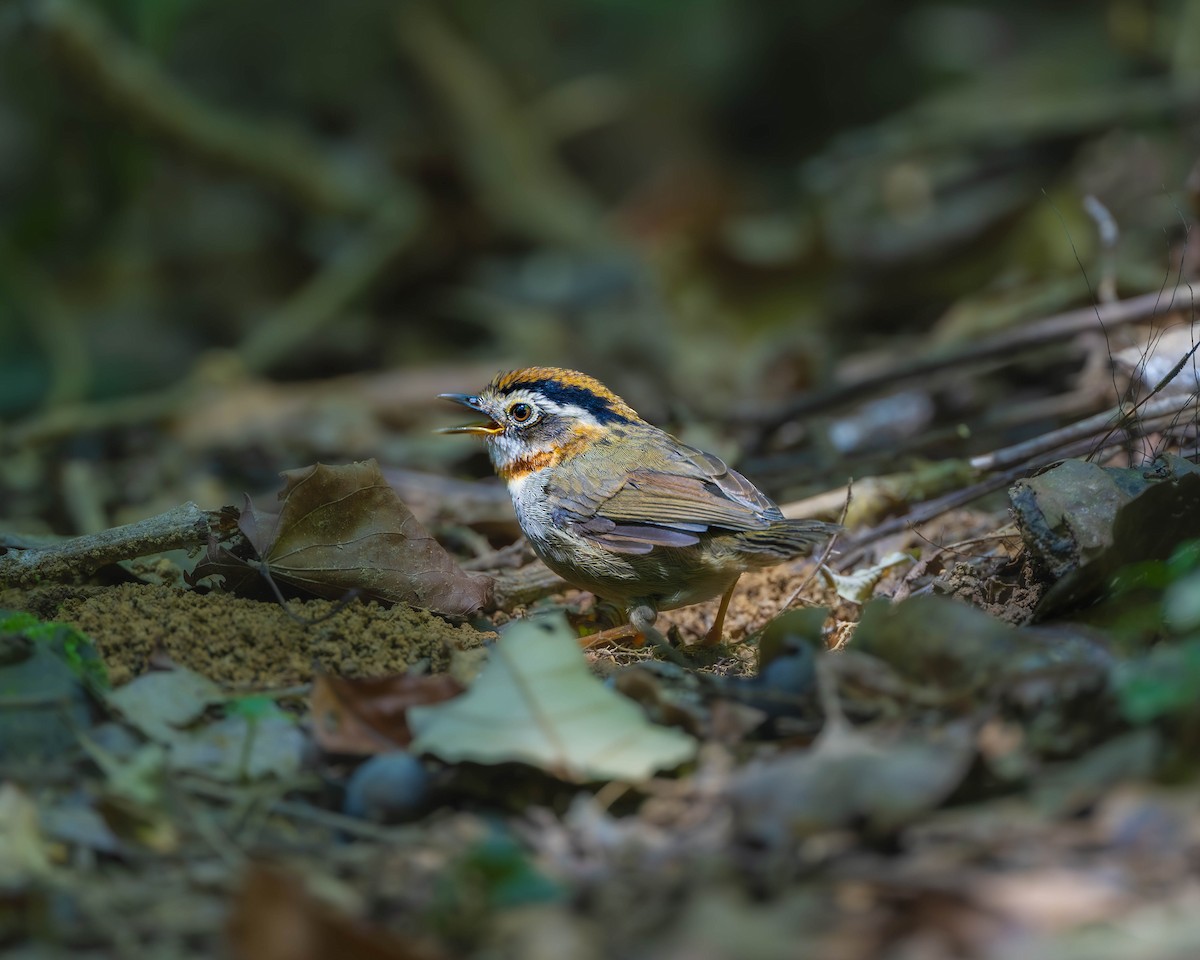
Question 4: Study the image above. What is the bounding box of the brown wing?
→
[546,437,780,555]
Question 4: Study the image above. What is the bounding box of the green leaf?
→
[0,610,108,692]
[226,695,284,721]
[1116,640,1200,723]
[1168,538,1200,580]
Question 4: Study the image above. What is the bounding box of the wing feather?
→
[546,434,781,554]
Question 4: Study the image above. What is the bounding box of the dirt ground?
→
[1,582,492,687]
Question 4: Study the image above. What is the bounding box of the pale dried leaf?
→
[409,616,697,782]
[170,711,304,782]
[0,783,51,887]
[821,551,913,603]
[105,668,223,744]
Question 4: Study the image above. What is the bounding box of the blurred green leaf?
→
[1116,640,1200,724]
[0,610,108,692]
[225,695,282,721]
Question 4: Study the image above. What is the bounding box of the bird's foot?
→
[629,604,694,668]
[578,605,664,650]
[578,605,693,669]
[578,622,644,650]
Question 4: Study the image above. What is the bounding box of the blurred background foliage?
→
[2,0,1200,498]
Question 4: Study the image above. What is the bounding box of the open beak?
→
[436,393,503,436]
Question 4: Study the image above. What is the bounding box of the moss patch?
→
[1,583,493,688]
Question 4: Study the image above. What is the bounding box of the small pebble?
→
[342,752,431,823]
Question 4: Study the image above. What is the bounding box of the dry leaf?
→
[311,672,464,755]
[228,862,446,960]
[105,667,224,743]
[240,460,492,616]
[732,716,975,843]
[821,551,913,603]
[0,783,51,888]
[169,710,305,782]
[408,615,697,782]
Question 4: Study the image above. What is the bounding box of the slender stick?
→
[753,284,1198,427]
[35,0,388,216]
[0,502,219,586]
[968,393,1196,473]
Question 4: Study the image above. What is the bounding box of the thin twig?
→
[834,466,1026,567]
[969,392,1197,473]
[751,284,1196,428]
[395,1,605,247]
[837,421,1189,567]
[35,0,391,216]
[255,559,364,628]
[5,206,428,447]
[3,379,190,448]
[782,394,1197,535]
[0,502,221,586]
[778,481,852,614]
[1082,194,1119,305]
[236,200,425,374]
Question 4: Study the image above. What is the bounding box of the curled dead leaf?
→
[311,671,464,755]
[240,460,492,616]
[228,862,447,960]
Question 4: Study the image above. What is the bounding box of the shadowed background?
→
[3,0,1199,530]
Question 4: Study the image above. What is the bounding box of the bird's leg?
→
[576,605,665,650]
[629,603,667,649]
[578,603,692,668]
[700,577,740,647]
[629,602,694,668]
[578,599,647,649]
[578,622,642,649]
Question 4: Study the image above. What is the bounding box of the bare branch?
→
[754,284,1197,427]
[35,0,395,217]
[969,392,1198,473]
[237,200,424,374]
[490,562,567,610]
[0,502,220,586]
[395,1,606,247]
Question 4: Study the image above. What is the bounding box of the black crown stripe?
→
[506,378,633,425]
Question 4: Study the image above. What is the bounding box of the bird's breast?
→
[505,469,555,544]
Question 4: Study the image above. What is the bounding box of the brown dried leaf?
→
[187,539,275,598]
[228,863,446,960]
[240,460,492,616]
[310,671,464,755]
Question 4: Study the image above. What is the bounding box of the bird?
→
[439,367,838,647]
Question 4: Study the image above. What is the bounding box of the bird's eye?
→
[510,402,533,423]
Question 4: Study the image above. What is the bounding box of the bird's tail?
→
[733,519,840,562]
